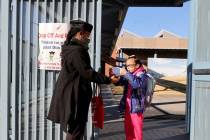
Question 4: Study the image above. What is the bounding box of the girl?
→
[111,55,147,140]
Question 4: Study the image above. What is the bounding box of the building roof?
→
[154,29,181,38]
[116,29,188,50]
[120,29,143,38]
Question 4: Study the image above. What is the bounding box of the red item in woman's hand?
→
[109,68,114,77]
[92,96,104,129]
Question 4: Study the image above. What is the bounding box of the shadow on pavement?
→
[158,133,190,140]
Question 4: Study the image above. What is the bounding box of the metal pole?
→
[0,0,10,140]
[95,0,102,71]
[18,0,23,140]
[11,0,18,139]
[30,1,40,140]
[188,0,198,139]
[39,1,47,140]
[23,1,32,140]
[93,0,102,139]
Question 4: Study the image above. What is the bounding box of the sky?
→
[122,1,191,38]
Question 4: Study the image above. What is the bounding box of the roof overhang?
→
[101,0,190,61]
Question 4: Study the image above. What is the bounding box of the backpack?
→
[144,73,156,107]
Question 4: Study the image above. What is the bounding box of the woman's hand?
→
[110,76,120,84]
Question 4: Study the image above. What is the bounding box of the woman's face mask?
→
[80,31,91,44]
[83,38,90,44]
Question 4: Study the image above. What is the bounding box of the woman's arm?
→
[70,49,110,84]
[110,76,127,86]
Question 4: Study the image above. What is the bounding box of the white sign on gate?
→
[38,23,69,70]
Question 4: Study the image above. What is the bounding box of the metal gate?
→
[0,0,102,140]
[188,0,210,140]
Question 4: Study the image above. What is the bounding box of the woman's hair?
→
[63,27,80,45]
[127,55,142,66]
[63,20,93,46]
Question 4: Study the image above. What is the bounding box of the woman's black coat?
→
[47,40,109,132]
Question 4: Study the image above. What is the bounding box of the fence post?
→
[0,0,11,140]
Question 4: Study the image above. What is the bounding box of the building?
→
[104,29,188,76]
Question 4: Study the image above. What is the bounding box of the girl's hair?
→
[127,55,142,66]
[63,20,93,46]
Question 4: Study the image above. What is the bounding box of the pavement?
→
[97,84,189,140]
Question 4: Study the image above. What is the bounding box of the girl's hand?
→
[120,67,127,76]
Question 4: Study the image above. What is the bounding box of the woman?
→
[47,20,110,140]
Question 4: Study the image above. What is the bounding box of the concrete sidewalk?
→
[98,84,189,140]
